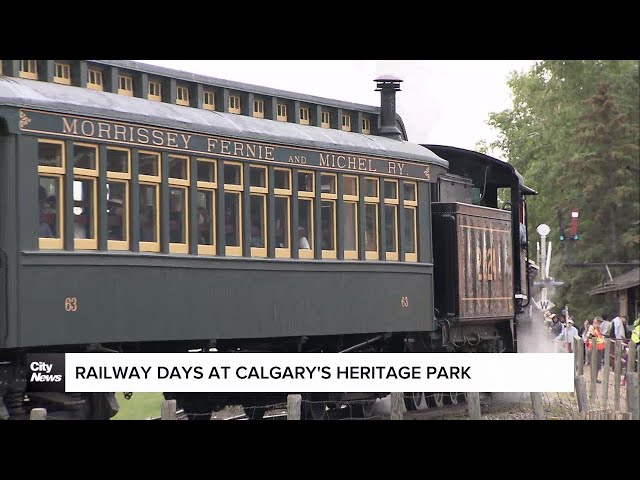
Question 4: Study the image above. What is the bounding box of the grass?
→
[111,392,164,420]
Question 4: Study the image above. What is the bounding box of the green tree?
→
[483,60,639,319]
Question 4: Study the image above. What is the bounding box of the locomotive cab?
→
[424,145,537,353]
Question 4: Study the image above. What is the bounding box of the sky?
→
[136,60,538,158]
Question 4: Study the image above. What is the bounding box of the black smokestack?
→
[375,75,403,141]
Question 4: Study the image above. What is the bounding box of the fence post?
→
[287,394,301,420]
[629,342,637,373]
[30,408,47,420]
[614,341,622,412]
[161,399,177,420]
[576,336,584,376]
[467,392,481,420]
[627,372,639,421]
[390,392,404,420]
[602,340,611,409]
[575,375,589,413]
[589,347,598,403]
[530,392,545,419]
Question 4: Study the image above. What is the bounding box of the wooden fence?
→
[573,336,638,420]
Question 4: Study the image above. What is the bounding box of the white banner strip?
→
[64,353,575,393]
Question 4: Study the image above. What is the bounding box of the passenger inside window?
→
[298,227,310,249]
[38,185,55,238]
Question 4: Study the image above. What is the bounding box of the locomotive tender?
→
[0,60,536,419]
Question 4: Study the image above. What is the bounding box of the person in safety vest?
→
[587,317,606,383]
[632,317,640,345]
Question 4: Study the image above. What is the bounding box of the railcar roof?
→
[0,76,448,168]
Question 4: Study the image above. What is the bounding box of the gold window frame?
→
[37,139,65,249]
[343,175,359,260]
[203,91,216,110]
[72,143,99,250]
[87,69,103,91]
[223,161,243,257]
[53,63,71,85]
[364,177,379,260]
[297,170,314,259]
[106,147,131,251]
[118,75,133,96]
[404,181,418,262]
[249,164,268,258]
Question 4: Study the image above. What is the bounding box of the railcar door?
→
[0,133,6,347]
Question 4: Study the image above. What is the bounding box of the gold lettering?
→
[265,146,274,161]
[220,140,230,154]
[246,143,256,158]
[368,159,377,172]
[129,126,134,142]
[114,124,127,141]
[477,245,483,281]
[138,128,149,144]
[300,156,306,164]
[207,138,218,152]
[257,145,263,159]
[80,120,95,137]
[181,134,192,149]
[397,162,404,175]
[151,129,164,146]
[348,156,356,170]
[167,132,178,148]
[388,162,396,174]
[234,142,244,157]
[358,158,367,171]
[97,122,111,139]
[62,117,78,135]
[337,155,346,169]
[320,153,329,167]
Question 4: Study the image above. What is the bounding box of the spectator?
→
[611,315,626,340]
[581,320,591,365]
[555,318,579,352]
[600,314,613,338]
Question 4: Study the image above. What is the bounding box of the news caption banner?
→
[26,353,575,393]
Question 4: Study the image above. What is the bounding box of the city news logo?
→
[26,353,65,392]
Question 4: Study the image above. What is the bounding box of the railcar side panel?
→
[16,256,434,348]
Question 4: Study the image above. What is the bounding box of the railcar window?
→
[341,114,351,132]
[320,173,337,259]
[118,75,133,96]
[361,117,371,135]
[277,103,288,122]
[87,69,103,91]
[53,63,71,85]
[253,99,264,118]
[403,181,418,262]
[203,91,215,110]
[72,143,98,250]
[176,86,190,106]
[229,95,241,114]
[299,107,310,125]
[148,81,161,101]
[297,170,314,259]
[196,190,215,254]
[384,180,399,261]
[138,151,161,252]
[196,158,217,255]
[321,111,330,128]
[19,60,38,80]
[223,162,243,256]
[343,175,358,259]
[37,139,65,249]
[364,177,379,260]
[274,168,291,258]
[249,165,268,257]
[168,154,190,253]
[106,148,131,250]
